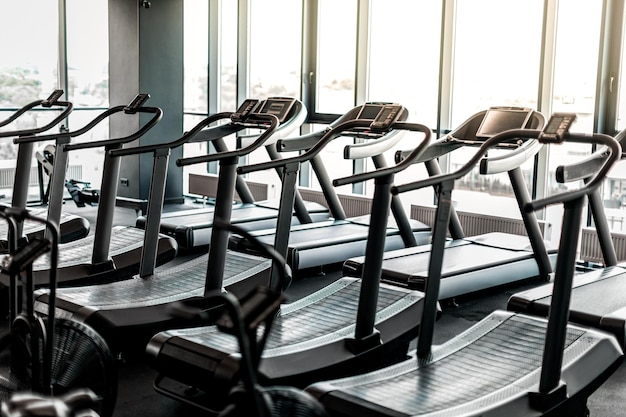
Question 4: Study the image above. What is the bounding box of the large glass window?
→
[368,0,442,128]
[219,0,238,111]
[66,0,109,108]
[446,0,544,219]
[0,1,59,108]
[316,0,358,114]
[183,0,209,115]
[547,0,602,236]
[249,0,302,100]
[450,0,543,125]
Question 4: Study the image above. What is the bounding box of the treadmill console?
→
[124,93,151,114]
[231,99,260,122]
[349,103,405,137]
[370,104,404,131]
[475,107,534,139]
[540,112,577,143]
[256,97,296,124]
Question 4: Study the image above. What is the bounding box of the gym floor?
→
[2,201,625,416]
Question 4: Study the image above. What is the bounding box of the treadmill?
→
[135,97,330,250]
[228,103,432,273]
[306,114,623,417]
[0,90,90,249]
[343,106,558,300]
[144,106,436,413]
[508,128,626,348]
[33,98,306,354]
[0,94,176,289]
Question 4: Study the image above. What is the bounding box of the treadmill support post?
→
[265,144,313,225]
[351,174,393,346]
[43,136,71,241]
[139,147,170,277]
[12,141,35,238]
[91,144,124,268]
[269,162,301,291]
[213,137,256,204]
[371,154,417,248]
[536,197,585,399]
[205,155,239,293]
[417,180,455,357]
[425,159,464,239]
[509,167,552,278]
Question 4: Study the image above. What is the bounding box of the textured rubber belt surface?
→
[160,279,420,356]
[46,251,271,310]
[33,226,145,268]
[316,314,586,416]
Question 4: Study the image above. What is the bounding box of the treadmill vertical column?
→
[268,161,301,291]
[417,180,454,357]
[509,167,552,278]
[204,155,239,293]
[11,141,35,238]
[43,136,71,241]
[138,147,170,277]
[351,173,393,348]
[371,153,417,247]
[91,145,123,271]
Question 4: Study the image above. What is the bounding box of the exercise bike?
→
[0,207,116,417]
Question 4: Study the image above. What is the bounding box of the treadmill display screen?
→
[475,107,534,139]
[356,104,384,120]
[258,98,296,123]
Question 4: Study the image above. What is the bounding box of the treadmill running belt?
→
[32,226,145,268]
[511,266,626,318]
[311,313,588,416]
[37,251,271,310]
[379,240,536,280]
[158,278,420,356]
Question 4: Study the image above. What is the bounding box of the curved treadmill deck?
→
[508,265,626,348]
[34,249,272,352]
[233,215,431,271]
[307,311,622,417]
[146,278,424,407]
[0,209,89,248]
[343,232,558,300]
[0,225,177,288]
[137,200,329,249]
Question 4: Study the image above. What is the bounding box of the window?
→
[368,0,442,128]
[0,0,109,198]
[0,1,59,109]
[249,0,302,100]
[446,0,544,218]
[547,0,602,235]
[315,0,358,114]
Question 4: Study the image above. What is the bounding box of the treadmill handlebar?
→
[395,139,463,165]
[109,112,235,158]
[526,132,620,212]
[333,122,432,186]
[64,106,163,151]
[176,113,280,166]
[14,104,161,147]
[278,130,327,152]
[555,149,609,183]
[479,138,543,175]
[238,119,379,175]
[392,128,541,195]
[0,92,73,138]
